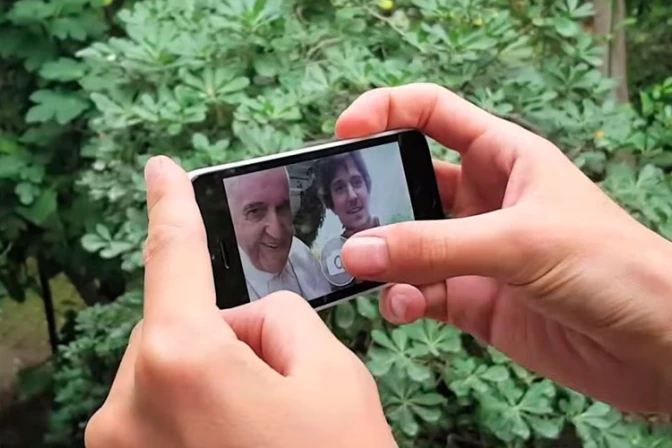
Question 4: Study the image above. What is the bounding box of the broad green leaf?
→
[0,135,24,155]
[413,393,445,406]
[7,0,56,23]
[26,90,89,125]
[15,182,38,205]
[96,224,112,241]
[16,189,57,226]
[100,241,135,258]
[0,155,29,179]
[487,346,510,364]
[582,402,613,419]
[391,328,409,350]
[81,234,108,253]
[355,296,378,319]
[371,329,397,351]
[406,361,432,382]
[405,319,462,355]
[481,365,510,382]
[192,133,209,150]
[39,58,86,81]
[411,404,442,423]
[518,380,555,415]
[365,353,394,377]
[559,388,588,415]
[527,415,564,438]
[219,77,250,95]
[399,406,419,437]
[512,411,531,439]
[254,56,279,77]
[554,17,581,37]
[90,93,125,115]
[334,301,356,329]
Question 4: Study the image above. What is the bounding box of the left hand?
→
[84,156,397,448]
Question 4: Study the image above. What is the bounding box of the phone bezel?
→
[190,129,444,311]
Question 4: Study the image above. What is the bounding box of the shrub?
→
[1,0,670,446]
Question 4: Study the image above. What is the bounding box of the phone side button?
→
[218,240,230,270]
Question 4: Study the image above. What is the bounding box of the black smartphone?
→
[189,129,444,311]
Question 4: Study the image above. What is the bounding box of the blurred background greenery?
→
[0,0,671,447]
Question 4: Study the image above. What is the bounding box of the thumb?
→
[221,293,353,377]
[342,209,528,285]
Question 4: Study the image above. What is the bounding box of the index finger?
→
[142,156,221,329]
[335,83,507,154]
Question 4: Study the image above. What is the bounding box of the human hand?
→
[85,156,396,448]
[337,83,672,413]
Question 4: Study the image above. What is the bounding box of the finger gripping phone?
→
[189,129,443,311]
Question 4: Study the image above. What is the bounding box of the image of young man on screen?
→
[225,167,332,301]
[315,151,381,239]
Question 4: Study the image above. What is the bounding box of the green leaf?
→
[518,380,555,415]
[407,361,432,382]
[219,77,250,95]
[355,296,379,319]
[26,90,89,125]
[487,346,511,364]
[334,301,356,329]
[15,182,38,205]
[405,319,462,355]
[0,155,29,179]
[366,353,393,377]
[253,56,279,77]
[526,415,564,438]
[81,234,108,253]
[399,406,419,437]
[554,17,581,37]
[512,412,532,439]
[391,328,409,350]
[371,329,397,351]
[640,92,654,116]
[39,58,86,81]
[412,404,442,423]
[16,189,58,226]
[96,224,112,241]
[100,241,135,259]
[192,133,210,150]
[481,365,510,382]
[412,393,445,406]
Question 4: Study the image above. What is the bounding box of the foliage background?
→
[0,0,671,447]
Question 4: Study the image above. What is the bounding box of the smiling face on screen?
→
[228,168,293,274]
[329,157,372,232]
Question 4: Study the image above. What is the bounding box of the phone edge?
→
[187,128,415,182]
[312,284,387,312]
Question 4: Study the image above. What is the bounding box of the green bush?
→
[1,0,671,446]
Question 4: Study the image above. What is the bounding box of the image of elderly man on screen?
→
[226,167,333,301]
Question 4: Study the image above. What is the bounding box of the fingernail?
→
[389,293,408,320]
[344,237,389,276]
[145,156,168,184]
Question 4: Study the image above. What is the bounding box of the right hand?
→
[337,83,672,413]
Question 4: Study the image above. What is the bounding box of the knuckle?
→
[266,291,311,312]
[135,329,232,391]
[135,331,196,387]
[129,320,143,341]
[85,407,126,448]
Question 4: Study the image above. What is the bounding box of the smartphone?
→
[189,129,444,311]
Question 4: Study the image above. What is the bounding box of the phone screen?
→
[224,141,414,303]
[192,130,443,310]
